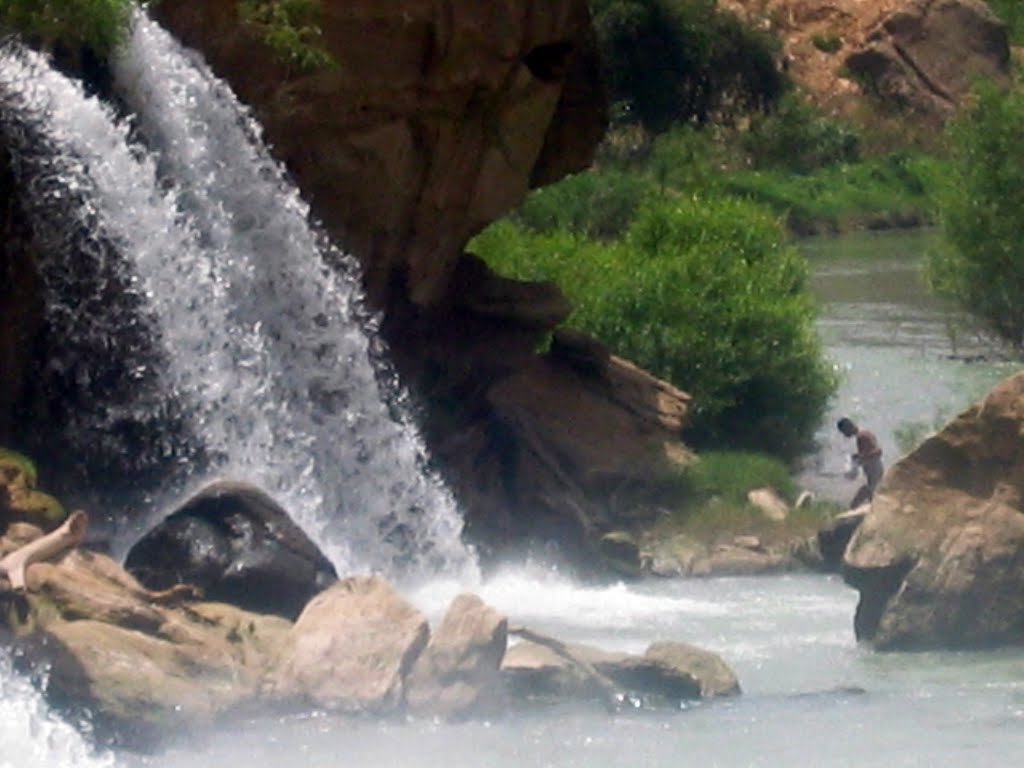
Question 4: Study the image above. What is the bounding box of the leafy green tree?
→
[928,75,1024,354]
[471,196,837,461]
[591,0,785,132]
[0,0,134,57]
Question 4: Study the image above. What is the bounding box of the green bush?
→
[681,450,797,504]
[742,94,860,174]
[238,0,334,72]
[988,0,1024,45]
[0,0,134,56]
[928,75,1024,354]
[591,0,785,132]
[470,195,837,461]
[722,151,945,231]
[512,169,656,239]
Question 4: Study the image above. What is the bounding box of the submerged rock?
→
[124,481,337,620]
[842,371,1024,650]
[502,634,740,705]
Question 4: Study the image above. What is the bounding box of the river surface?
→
[798,228,1020,505]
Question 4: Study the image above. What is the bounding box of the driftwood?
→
[508,624,622,712]
[0,510,88,590]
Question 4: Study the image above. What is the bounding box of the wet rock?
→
[263,575,429,713]
[747,487,789,522]
[405,593,508,719]
[124,481,337,621]
[502,636,739,705]
[816,507,868,572]
[843,371,1024,649]
[0,522,291,748]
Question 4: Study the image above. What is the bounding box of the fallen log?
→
[0,510,88,590]
[508,624,622,712]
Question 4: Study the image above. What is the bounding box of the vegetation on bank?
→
[927,70,1024,355]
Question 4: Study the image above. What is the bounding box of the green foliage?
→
[238,0,333,73]
[680,450,797,504]
[928,75,1024,354]
[512,169,656,239]
[742,95,860,174]
[591,0,785,132]
[723,151,945,232]
[988,0,1024,45]
[0,0,134,56]
[811,33,842,54]
[470,196,837,461]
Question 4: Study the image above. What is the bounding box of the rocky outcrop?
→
[844,0,1010,121]
[723,0,1009,124]
[124,481,338,620]
[842,371,1024,650]
[1,516,741,747]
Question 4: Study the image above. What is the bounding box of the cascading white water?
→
[0,14,477,582]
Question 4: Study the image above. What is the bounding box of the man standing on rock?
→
[837,417,883,509]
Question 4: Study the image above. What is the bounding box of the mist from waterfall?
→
[0,15,477,582]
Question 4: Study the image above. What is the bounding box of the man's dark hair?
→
[837,417,855,433]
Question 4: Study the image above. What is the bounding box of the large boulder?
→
[844,0,1010,121]
[124,481,337,620]
[405,593,508,719]
[263,575,430,713]
[0,525,292,748]
[842,371,1024,650]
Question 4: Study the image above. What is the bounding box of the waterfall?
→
[0,16,477,581]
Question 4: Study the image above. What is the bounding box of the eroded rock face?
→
[844,0,1009,121]
[152,0,606,310]
[842,371,1024,650]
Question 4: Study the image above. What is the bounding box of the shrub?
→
[927,75,1024,354]
[591,0,785,132]
[470,195,837,461]
[238,0,334,73]
[742,94,860,174]
[988,0,1024,45]
[681,450,797,504]
[0,0,134,56]
[512,169,656,239]
[811,33,842,54]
